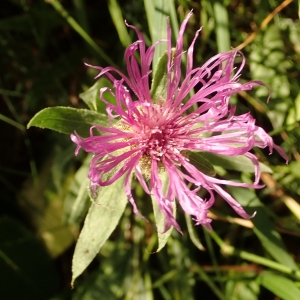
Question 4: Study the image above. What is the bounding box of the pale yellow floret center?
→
[114,119,166,179]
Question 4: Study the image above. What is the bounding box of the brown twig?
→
[261,172,300,220]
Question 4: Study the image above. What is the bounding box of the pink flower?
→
[71,12,287,232]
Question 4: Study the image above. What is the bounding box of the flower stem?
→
[208,229,300,278]
[46,0,117,67]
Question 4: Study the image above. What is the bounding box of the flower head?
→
[71,12,287,232]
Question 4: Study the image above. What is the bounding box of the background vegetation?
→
[1,0,300,299]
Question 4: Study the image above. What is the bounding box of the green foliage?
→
[225,274,260,300]
[63,155,91,225]
[258,272,300,300]
[144,0,179,68]
[151,172,176,252]
[72,176,128,283]
[229,186,299,270]
[188,152,217,177]
[79,77,116,113]
[1,0,300,299]
[213,0,231,52]
[27,107,109,136]
[150,50,169,102]
[199,152,273,173]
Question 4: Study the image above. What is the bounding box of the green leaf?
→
[258,271,300,300]
[144,0,169,68]
[151,172,175,252]
[48,0,116,67]
[185,213,205,251]
[188,152,216,177]
[199,152,273,173]
[72,176,127,283]
[0,113,25,131]
[253,208,299,270]
[27,106,109,136]
[150,50,169,102]
[63,155,91,225]
[229,187,298,270]
[213,1,231,52]
[72,243,149,300]
[72,250,135,300]
[249,24,292,128]
[79,78,116,113]
[286,92,300,125]
[225,275,260,300]
[108,0,131,48]
[289,161,300,178]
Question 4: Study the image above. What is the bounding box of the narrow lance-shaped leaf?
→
[150,50,168,102]
[188,152,216,177]
[27,107,109,136]
[213,1,231,52]
[151,172,175,252]
[150,48,176,103]
[144,0,169,68]
[71,176,128,284]
[229,186,299,270]
[199,152,273,173]
[258,271,300,300]
[185,213,205,251]
[63,155,92,225]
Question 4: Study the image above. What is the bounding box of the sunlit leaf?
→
[258,271,300,300]
[286,92,300,125]
[108,0,131,48]
[229,187,298,270]
[144,0,168,68]
[27,107,109,136]
[289,161,300,178]
[213,1,230,52]
[199,152,272,173]
[72,176,127,283]
[150,50,169,102]
[151,172,175,252]
[249,24,292,128]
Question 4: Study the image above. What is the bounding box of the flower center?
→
[114,105,184,177]
[138,127,170,178]
[145,128,166,158]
